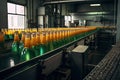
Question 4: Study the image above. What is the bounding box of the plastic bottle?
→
[31,33,39,56]
[20,33,35,61]
[39,31,47,55]
[0,32,5,49]
[19,31,25,53]
[11,31,20,54]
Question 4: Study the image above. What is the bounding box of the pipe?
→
[43,0,114,5]
[43,0,89,5]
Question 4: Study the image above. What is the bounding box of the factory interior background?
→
[0,0,120,80]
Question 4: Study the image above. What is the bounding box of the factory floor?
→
[43,46,111,80]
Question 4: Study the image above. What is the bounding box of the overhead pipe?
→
[43,0,114,5]
[43,0,89,5]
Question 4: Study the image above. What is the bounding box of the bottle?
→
[9,29,14,40]
[39,31,47,55]
[11,31,20,54]
[68,29,71,42]
[36,32,42,54]
[61,30,65,45]
[31,33,39,56]
[36,32,40,47]
[59,30,63,46]
[45,31,51,51]
[0,32,5,49]
[31,33,36,47]
[3,29,9,40]
[56,30,60,47]
[52,31,57,48]
[65,30,69,44]
[19,31,25,53]
[49,31,54,50]
[20,33,35,61]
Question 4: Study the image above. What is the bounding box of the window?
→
[38,16,44,28]
[7,3,25,29]
[65,16,71,27]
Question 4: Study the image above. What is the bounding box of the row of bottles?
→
[1,27,96,40]
[8,27,97,61]
[0,27,96,61]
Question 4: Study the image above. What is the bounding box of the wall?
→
[72,14,114,27]
[116,0,120,42]
[77,4,114,12]
[70,3,115,27]
[0,0,7,28]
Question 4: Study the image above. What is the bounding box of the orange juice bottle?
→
[53,31,58,41]
[49,31,53,42]
[36,32,40,46]
[0,32,4,42]
[0,32,5,49]
[9,29,14,39]
[49,31,54,50]
[31,33,40,56]
[45,31,49,44]
[19,31,25,53]
[24,33,31,48]
[3,29,8,40]
[41,32,46,44]
[31,33,36,47]
[39,31,47,55]
[56,30,60,41]
[20,33,35,61]
[12,31,20,54]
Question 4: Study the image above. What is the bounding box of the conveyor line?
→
[84,42,120,80]
[0,29,99,80]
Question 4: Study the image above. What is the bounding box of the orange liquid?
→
[62,31,65,39]
[64,30,67,38]
[36,33,40,45]
[53,31,57,41]
[24,34,31,48]
[56,31,59,41]
[21,32,25,43]
[14,32,20,42]
[40,32,46,44]
[0,32,4,42]
[68,30,70,37]
[31,33,36,46]
[46,32,49,43]
[59,31,61,39]
[57,31,60,40]
[49,31,53,42]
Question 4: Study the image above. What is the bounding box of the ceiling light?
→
[90,4,101,6]
[86,12,107,15]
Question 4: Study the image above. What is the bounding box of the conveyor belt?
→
[0,29,99,80]
[84,42,120,80]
